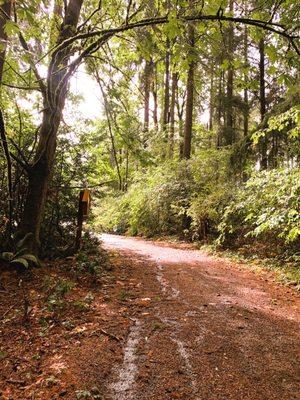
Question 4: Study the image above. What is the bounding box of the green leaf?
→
[4,20,20,36]
[164,11,182,40]
[287,227,300,243]
[21,254,39,265]
[10,258,29,268]
[1,252,14,261]
[14,248,30,258]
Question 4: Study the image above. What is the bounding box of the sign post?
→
[75,189,91,251]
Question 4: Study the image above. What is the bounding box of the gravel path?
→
[102,234,300,400]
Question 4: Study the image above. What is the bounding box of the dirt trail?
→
[102,234,300,400]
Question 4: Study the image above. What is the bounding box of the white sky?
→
[69,67,102,120]
[67,65,210,126]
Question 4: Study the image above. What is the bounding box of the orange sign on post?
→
[81,189,91,218]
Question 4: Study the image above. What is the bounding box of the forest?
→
[0,1,299,399]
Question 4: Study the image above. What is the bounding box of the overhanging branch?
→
[51,13,300,58]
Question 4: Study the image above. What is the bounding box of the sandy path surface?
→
[101,234,300,400]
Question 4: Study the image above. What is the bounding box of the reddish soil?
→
[1,234,299,400]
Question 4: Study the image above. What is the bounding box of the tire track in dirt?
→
[155,264,200,399]
[109,318,142,400]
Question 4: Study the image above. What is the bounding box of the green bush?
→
[218,168,300,247]
[95,160,193,236]
[95,149,231,239]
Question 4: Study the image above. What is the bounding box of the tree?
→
[224,0,235,146]
[259,37,268,169]
[17,0,84,252]
[182,0,196,159]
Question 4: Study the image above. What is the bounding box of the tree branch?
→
[9,151,30,172]
[2,82,40,91]
[50,13,300,59]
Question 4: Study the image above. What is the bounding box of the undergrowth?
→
[94,155,299,285]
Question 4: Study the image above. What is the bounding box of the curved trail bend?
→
[102,234,300,400]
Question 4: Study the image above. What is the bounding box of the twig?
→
[100,328,121,341]
[6,379,26,385]
[93,328,121,341]
[0,301,19,321]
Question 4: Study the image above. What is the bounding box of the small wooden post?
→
[75,189,91,251]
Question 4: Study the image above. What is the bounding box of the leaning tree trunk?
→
[19,0,84,252]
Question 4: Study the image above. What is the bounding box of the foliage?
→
[218,168,300,247]
[96,149,232,239]
[96,162,191,236]
[43,276,76,312]
[0,233,39,269]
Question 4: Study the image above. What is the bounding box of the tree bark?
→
[176,87,185,158]
[259,37,268,169]
[243,21,249,137]
[216,70,223,148]
[169,71,178,157]
[225,0,234,146]
[152,63,158,130]
[143,58,153,141]
[182,0,195,159]
[209,73,214,131]
[0,1,12,239]
[0,110,13,238]
[162,39,170,146]
[0,0,11,84]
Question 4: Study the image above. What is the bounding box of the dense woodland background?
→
[0,0,299,270]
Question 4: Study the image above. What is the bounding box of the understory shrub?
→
[218,168,300,252]
[95,149,232,239]
[95,160,194,236]
[96,158,300,264]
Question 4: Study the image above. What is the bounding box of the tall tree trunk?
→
[176,89,184,158]
[143,58,153,137]
[0,110,13,238]
[162,39,170,146]
[209,72,214,131]
[169,71,178,157]
[182,0,195,159]
[0,0,11,84]
[243,22,249,137]
[152,63,158,130]
[19,0,84,252]
[259,37,268,169]
[124,148,129,191]
[225,0,234,146]
[0,1,12,239]
[216,70,223,148]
